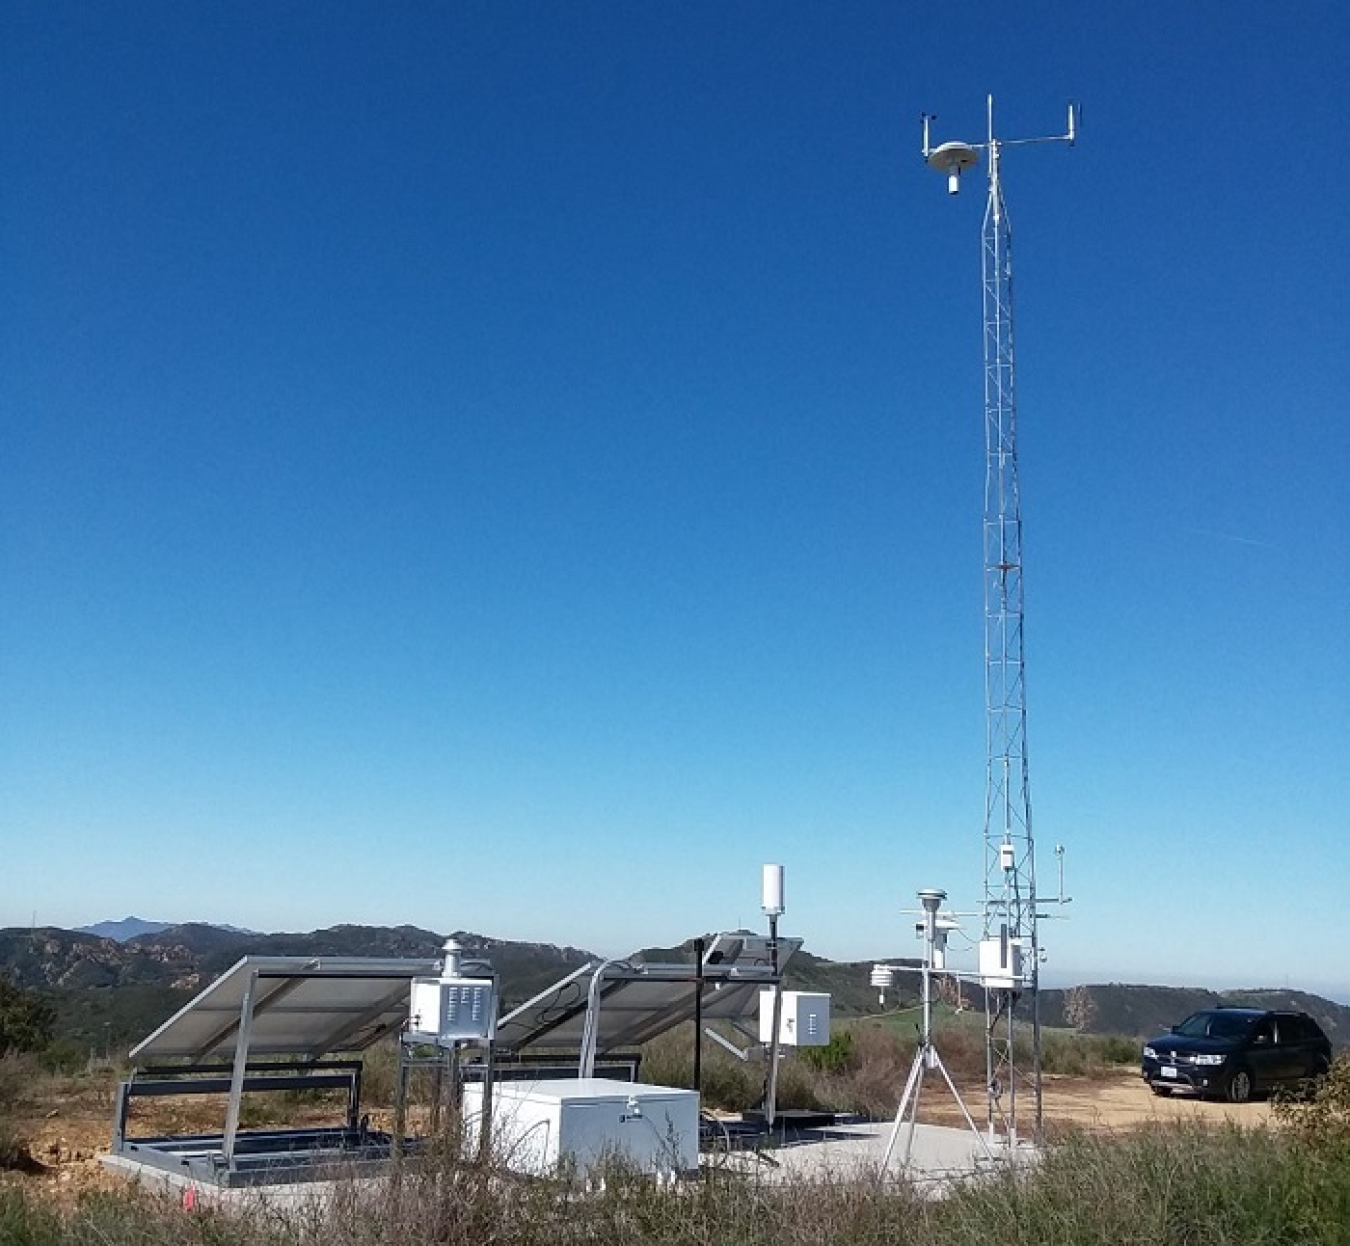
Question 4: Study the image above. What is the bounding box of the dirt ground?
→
[3,1067,1277,1201]
[920,1067,1276,1134]
[3,1086,367,1202]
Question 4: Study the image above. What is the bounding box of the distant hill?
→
[1036,984,1350,1046]
[75,917,172,942]
[76,917,257,942]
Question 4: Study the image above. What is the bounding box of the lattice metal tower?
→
[923,96,1075,1146]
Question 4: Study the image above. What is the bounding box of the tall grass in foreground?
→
[6,1120,1350,1245]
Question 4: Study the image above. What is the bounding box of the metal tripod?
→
[881,890,994,1174]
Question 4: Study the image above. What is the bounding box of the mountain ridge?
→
[5,923,1348,1054]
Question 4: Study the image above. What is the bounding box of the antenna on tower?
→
[921,95,1077,1149]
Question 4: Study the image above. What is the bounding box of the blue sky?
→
[3,4,1347,1000]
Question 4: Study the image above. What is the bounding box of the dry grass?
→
[5,1118,1350,1245]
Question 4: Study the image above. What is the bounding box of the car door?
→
[1277,1015,1322,1079]
[1246,1016,1284,1088]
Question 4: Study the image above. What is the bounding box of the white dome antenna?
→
[927,140,979,194]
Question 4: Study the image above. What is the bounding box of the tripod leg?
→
[882,1045,928,1173]
[931,1049,996,1163]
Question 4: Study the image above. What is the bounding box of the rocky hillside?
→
[0,924,595,997]
[0,924,598,1051]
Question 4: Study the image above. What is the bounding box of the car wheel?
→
[1226,1068,1253,1104]
[1150,1084,1173,1097]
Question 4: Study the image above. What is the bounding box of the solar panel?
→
[129,956,442,1062]
[495,934,802,1055]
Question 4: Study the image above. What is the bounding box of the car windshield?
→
[1175,1011,1257,1040]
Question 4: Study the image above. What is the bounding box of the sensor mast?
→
[923,96,1076,1146]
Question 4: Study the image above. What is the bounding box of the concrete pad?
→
[718,1121,1037,1193]
[100,1153,376,1216]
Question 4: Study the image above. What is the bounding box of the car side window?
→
[1252,1018,1274,1045]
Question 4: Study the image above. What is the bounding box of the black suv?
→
[1141,1008,1331,1103]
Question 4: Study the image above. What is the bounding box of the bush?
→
[0,977,55,1056]
[1273,1049,1350,1154]
[39,1037,87,1075]
[809,1023,913,1118]
[798,1030,854,1075]
[1040,1031,1137,1077]
[944,1121,1347,1245]
[0,1052,43,1171]
[358,1037,400,1107]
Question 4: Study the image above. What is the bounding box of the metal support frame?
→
[980,117,1034,1143]
[221,967,258,1166]
[113,1061,364,1152]
[397,960,500,1164]
[923,96,1076,1147]
[579,958,641,1077]
[703,1024,757,1061]
[574,945,787,1122]
[764,913,784,1129]
[882,894,993,1174]
[112,955,447,1188]
[693,937,705,1094]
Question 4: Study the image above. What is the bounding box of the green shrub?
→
[1273,1049,1350,1154]
[1036,1031,1139,1077]
[38,1037,87,1075]
[0,977,55,1056]
[798,1029,854,1075]
[0,1052,41,1170]
[358,1037,399,1107]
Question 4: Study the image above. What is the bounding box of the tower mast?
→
[923,96,1076,1145]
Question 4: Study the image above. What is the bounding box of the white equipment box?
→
[758,990,831,1047]
[978,937,1024,989]
[462,1077,699,1178]
[407,976,495,1044]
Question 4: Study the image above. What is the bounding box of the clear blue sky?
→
[3,4,1347,999]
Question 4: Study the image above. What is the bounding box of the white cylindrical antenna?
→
[761,863,785,917]
[1067,102,1077,144]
